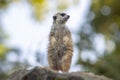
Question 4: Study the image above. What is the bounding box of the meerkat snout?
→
[64,15,70,20]
[53,12,70,24]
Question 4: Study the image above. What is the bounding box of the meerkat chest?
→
[51,25,68,39]
[50,24,71,50]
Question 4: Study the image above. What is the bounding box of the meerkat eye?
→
[60,13,66,17]
[53,16,57,21]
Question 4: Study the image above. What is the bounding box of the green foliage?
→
[76,0,120,80]
[28,0,48,20]
[91,0,120,39]
[57,0,70,11]
[0,0,10,8]
[0,44,8,59]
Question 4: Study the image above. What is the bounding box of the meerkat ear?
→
[53,16,57,21]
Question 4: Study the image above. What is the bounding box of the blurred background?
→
[0,0,120,80]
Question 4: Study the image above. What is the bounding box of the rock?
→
[8,66,112,80]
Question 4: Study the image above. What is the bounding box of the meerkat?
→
[48,12,73,72]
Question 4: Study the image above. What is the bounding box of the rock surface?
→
[8,66,112,80]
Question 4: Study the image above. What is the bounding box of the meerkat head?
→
[53,12,70,24]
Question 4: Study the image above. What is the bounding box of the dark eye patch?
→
[53,16,57,20]
[60,13,66,16]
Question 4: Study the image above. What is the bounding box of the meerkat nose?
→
[67,15,70,19]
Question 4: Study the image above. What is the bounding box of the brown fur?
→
[48,12,73,72]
